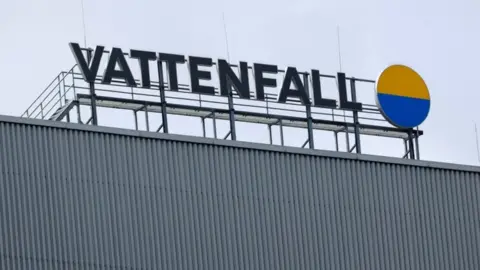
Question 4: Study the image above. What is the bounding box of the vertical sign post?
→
[304,73,314,149]
[157,60,169,133]
[227,77,236,140]
[87,48,98,126]
[350,78,361,154]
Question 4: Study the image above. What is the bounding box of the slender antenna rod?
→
[222,12,231,61]
[475,122,480,164]
[337,25,343,72]
[81,0,88,48]
[221,11,236,141]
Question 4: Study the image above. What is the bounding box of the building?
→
[1,114,479,269]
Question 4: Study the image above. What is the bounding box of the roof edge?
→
[2,114,479,173]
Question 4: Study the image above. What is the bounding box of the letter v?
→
[69,42,104,83]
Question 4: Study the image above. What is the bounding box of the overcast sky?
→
[0,0,479,166]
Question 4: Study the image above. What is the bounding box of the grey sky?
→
[0,0,479,165]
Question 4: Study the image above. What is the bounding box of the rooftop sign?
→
[69,42,430,129]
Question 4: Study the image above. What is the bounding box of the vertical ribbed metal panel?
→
[0,120,479,269]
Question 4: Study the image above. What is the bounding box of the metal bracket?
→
[301,138,309,148]
[349,144,357,153]
[223,130,232,140]
[156,124,164,133]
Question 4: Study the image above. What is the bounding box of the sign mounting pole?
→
[337,25,350,152]
[80,0,98,126]
[222,11,236,141]
[158,61,168,133]
[304,73,314,149]
[86,49,98,126]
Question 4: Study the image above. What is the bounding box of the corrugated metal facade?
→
[0,116,479,269]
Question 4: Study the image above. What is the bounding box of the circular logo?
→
[375,64,430,129]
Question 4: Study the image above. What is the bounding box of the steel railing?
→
[22,65,389,127]
[21,65,77,119]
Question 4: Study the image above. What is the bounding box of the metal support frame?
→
[304,73,314,149]
[23,57,428,161]
[86,49,98,126]
[226,78,237,141]
[134,111,138,130]
[334,131,339,151]
[332,109,341,151]
[402,129,420,159]
[279,120,284,146]
[212,111,217,139]
[76,103,83,124]
[266,95,270,115]
[58,76,63,107]
[301,138,309,148]
[223,130,232,140]
[156,124,164,133]
[349,144,357,153]
[403,140,413,159]
[268,124,273,144]
[415,126,421,159]
[133,105,149,131]
[72,69,77,98]
[201,111,215,138]
[408,129,415,159]
[145,105,150,132]
[157,60,169,133]
[350,78,361,154]
[201,117,206,137]
[345,124,350,152]
[72,92,426,160]
[62,72,67,103]
[268,119,282,145]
